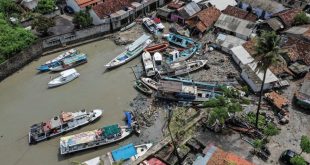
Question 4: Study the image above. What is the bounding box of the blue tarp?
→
[111,143,137,161]
[124,112,132,128]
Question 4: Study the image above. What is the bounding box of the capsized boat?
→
[37,49,78,72]
[143,17,157,33]
[105,34,152,69]
[49,53,87,72]
[144,42,169,53]
[135,79,152,95]
[48,68,80,88]
[83,143,153,165]
[141,77,158,90]
[60,112,137,155]
[142,51,155,77]
[28,109,103,144]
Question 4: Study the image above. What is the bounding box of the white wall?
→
[241,70,272,93]
[89,9,110,25]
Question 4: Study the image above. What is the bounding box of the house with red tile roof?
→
[222,5,257,22]
[185,7,221,35]
[66,0,104,12]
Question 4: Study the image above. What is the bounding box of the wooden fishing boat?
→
[165,45,198,64]
[49,53,87,72]
[105,34,152,69]
[144,42,169,53]
[142,51,155,77]
[29,109,103,144]
[159,60,207,76]
[134,79,152,95]
[82,143,153,165]
[142,18,157,33]
[60,112,136,155]
[164,33,195,48]
[48,68,80,88]
[141,77,158,90]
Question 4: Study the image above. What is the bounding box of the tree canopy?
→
[300,135,310,154]
[263,123,280,137]
[73,11,93,29]
[32,15,55,36]
[36,0,56,14]
[0,0,21,17]
[290,155,307,165]
[294,12,309,25]
[0,14,36,60]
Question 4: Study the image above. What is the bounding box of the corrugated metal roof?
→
[178,2,201,19]
[231,46,254,65]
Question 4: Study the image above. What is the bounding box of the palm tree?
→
[253,31,286,128]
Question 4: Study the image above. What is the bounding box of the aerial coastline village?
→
[0,0,310,165]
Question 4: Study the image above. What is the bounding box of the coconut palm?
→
[253,31,286,128]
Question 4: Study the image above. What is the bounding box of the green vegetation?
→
[290,155,307,165]
[263,123,280,138]
[208,107,229,126]
[35,0,56,14]
[73,11,93,29]
[300,135,310,155]
[253,139,264,150]
[0,13,36,62]
[0,0,21,17]
[32,15,55,36]
[253,31,286,128]
[294,12,309,25]
[246,112,266,129]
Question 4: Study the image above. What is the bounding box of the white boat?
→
[153,52,163,72]
[45,49,77,64]
[142,18,157,33]
[141,77,158,90]
[160,60,208,76]
[142,51,155,77]
[83,143,153,165]
[48,68,80,88]
[105,34,152,69]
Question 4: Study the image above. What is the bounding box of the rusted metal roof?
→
[92,0,137,19]
[222,5,257,22]
[273,8,302,28]
[265,91,289,110]
[75,0,102,8]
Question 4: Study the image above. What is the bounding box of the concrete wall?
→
[0,42,43,81]
[66,0,81,12]
[241,70,272,93]
[89,9,110,25]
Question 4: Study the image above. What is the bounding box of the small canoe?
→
[141,77,158,90]
[134,80,152,95]
[144,42,169,53]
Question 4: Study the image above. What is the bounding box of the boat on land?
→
[142,51,155,77]
[161,76,224,90]
[143,18,157,33]
[164,33,195,48]
[48,68,80,88]
[49,53,87,72]
[163,60,207,76]
[155,80,222,102]
[37,49,78,72]
[141,77,158,90]
[28,109,103,144]
[60,112,137,155]
[144,42,169,53]
[83,143,153,165]
[165,46,198,64]
[105,34,152,69]
[120,22,136,32]
[135,79,152,95]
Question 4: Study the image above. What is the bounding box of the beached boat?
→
[141,77,158,90]
[142,51,155,77]
[164,60,207,76]
[28,109,103,144]
[164,33,195,48]
[135,79,152,95]
[105,34,152,69]
[37,49,78,72]
[49,53,87,72]
[48,68,80,88]
[165,45,198,64]
[120,22,136,32]
[153,17,165,31]
[83,143,153,165]
[59,112,136,155]
[144,42,169,53]
[155,80,222,102]
[161,77,224,91]
[143,18,157,33]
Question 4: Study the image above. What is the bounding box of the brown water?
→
[0,39,141,165]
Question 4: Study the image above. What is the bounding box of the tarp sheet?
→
[111,143,137,161]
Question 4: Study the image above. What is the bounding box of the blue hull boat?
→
[164,33,195,48]
[165,46,198,64]
[37,61,61,72]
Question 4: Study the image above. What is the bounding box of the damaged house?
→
[185,7,221,36]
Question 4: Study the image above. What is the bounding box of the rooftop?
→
[239,0,285,13]
[186,7,221,33]
[177,2,201,19]
[167,1,185,9]
[285,25,310,41]
[265,18,284,31]
[222,5,257,22]
[75,0,102,8]
[284,36,310,65]
[265,91,289,110]
[231,46,254,65]
[273,8,302,28]
[214,14,256,38]
[216,34,247,50]
[200,0,237,11]
[92,0,137,19]
[300,72,310,96]
[242,62,279,85]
